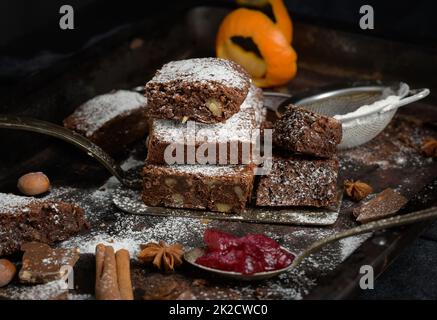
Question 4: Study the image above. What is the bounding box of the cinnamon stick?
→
[95,244,121,300]
[115,249,134,300]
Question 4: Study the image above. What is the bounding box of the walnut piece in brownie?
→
[147,85,265,165]
[354,188,408,223]
[0,193,89,256]
[256,155,339,207]
[273,105,342,158]
[63,90,149,155]
[142,163,255,213]
[19,242,80,284]
[145,58,251,124]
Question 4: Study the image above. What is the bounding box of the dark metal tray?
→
[0,6,436,300]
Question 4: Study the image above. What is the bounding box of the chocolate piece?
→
[0,193,89,256]
[145,58,251,124]
[354,188,408,223]
[142,163,255,213]
[146,85,265,165]
[63,90,149,155]
[19,242,80,284]
[273,105,342,158]
[256,155,339,207]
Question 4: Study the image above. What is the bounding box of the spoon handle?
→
[0,114,140,188]
[292,206,437,267]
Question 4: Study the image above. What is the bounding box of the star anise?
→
[344,180,373,202]
[421,137,437,158]
[138,241,183,272]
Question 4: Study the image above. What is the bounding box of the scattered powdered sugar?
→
[152,85,265,144]
[60,215,207,256]
[148,58,249,89]
[340,116,432,170]
[68,293,94,300]
[0,280,67,300]
[339,233,371,259]
[0,193,34,215]
[66,90,147,137]
[120,155,144,170]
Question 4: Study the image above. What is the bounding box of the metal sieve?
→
[265,82,430,149]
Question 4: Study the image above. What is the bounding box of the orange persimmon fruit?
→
[216,8,297,87]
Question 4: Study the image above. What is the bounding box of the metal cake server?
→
[184,206,437,281]
[112,186,342,226]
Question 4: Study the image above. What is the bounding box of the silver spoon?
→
[184,206,437,281]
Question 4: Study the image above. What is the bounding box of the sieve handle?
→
[380,88,430,113]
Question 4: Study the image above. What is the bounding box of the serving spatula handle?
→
[0,114,141,189]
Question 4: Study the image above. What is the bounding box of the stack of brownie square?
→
[255,105,342,208]
[142,58,265,213]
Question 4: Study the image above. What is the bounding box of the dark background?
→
[0,0,436,299]
[1,0,437,83]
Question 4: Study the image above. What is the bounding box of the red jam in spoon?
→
[195,229,294,275]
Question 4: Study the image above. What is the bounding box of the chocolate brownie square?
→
[142,163,255,213]
[273,105,342,158]
[0,193,89,256]
[145,58,251,124]
[146,85,265,165]
[256,155,339,207]
[63,90,149,155]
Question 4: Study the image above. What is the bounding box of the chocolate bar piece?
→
[273,105,342,158]
[64,90,149,155]
[146,85,265,165]
[256,155,339,207]
[19,242,80,284]
[142,163,255,213]
[145,58,251,124]
[354,188,408,223]
[0,193,89,256]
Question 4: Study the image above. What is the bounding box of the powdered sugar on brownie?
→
[148,163,253,177]
[0,193,34,215]
[65,90,147,137]
[152,85,264,143]
[256,156,338,207]
[149,58,249,90]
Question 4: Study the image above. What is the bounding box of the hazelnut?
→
[17,172,50,196]
[172,193,184,205]
[233,186,245,201]
[205,180,216,189]
[165,178,177,188]
[0,259,16,287]
[216,203,231,213]
[206,99,223,117]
